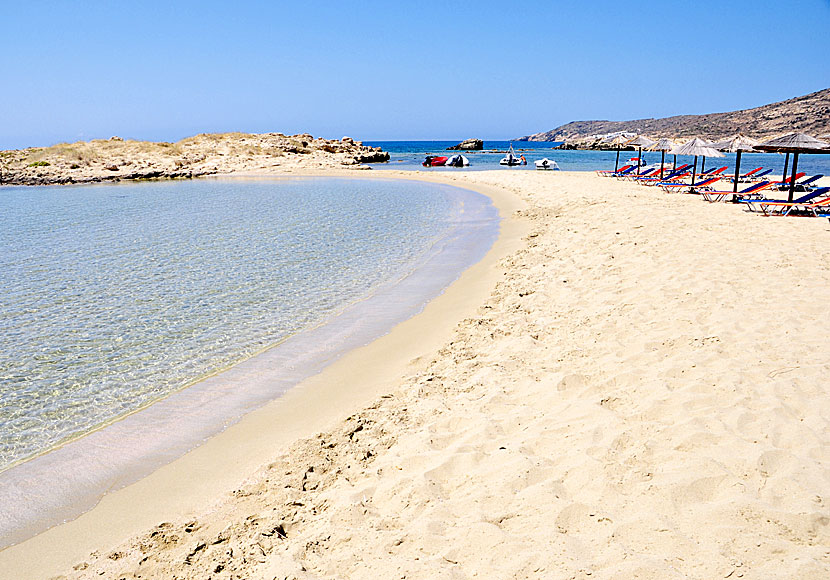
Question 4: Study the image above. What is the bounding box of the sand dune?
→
[3,171,830,579]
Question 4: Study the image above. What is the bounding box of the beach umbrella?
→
[670,138,724,187]
[647,138,676,179]
[604,134,630,172]
[627,135,656,175]
[754,132,830,201]
[709,134,760,193]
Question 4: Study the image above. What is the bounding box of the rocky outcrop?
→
[518,88,830,143]
[447,139,483,151]
[0,132,390,186]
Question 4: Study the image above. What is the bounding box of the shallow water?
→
[0,177,495,473]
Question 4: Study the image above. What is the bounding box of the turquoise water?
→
[365,140,830,176]
[0,177,494,473]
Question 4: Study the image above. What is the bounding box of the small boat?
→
[499,144,526,166]
[445,154,470,167]
[423,155,449,167]
[535,158,560,171]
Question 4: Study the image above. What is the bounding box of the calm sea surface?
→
[0,177,496,472]
[365,140,830,176]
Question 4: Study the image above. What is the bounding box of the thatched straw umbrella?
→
[709,135,760,193]
[754,133,830,201]
[670,138,724,186]
[604,134,630,172]
[646,138,677,179]
[627,135,656,175]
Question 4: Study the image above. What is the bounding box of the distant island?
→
[0,133,389,186]
[518,88,830,145]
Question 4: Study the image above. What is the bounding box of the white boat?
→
[500,144,526,166]
[535,158,560,170]
[445,154,470,167]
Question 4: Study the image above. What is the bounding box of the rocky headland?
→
[518,87,830,146]
[0,132,390,186]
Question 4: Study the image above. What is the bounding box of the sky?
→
[1,0,829,149]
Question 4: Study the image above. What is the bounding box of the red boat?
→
[423,156,448,167]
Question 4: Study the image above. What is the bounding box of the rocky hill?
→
[519,88,830,143]
[0,132,389,186]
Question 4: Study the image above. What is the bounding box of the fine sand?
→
[2,170,830,579]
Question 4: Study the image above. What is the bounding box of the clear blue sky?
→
[2,0,829,148]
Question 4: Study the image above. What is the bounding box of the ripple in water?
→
[0,177,463,471]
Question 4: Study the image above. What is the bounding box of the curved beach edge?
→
[0,171,528,578]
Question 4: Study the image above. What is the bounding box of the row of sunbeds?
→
[597,163,829,217]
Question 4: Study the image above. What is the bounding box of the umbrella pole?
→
[660,150,665,179]
[701,156,706,174]
[692,156,698,187]
[782,152,790,187]
[788,153,800,203]
[673,154,677,171]
[615,147,620,172]
[636,147,642,176]
[733,150,742,193]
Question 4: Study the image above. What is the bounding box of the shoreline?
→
[0,174,500,547]
[3,169,829,577]
[0,171,528,578]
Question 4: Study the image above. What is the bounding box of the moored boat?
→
[445,154,470,167]
[535,158,560,170]
[499,144,526,166]
[423,155,449,167]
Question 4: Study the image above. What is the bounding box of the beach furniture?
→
[633,164,691,184]
[746,168,774,181]
[773,172,807,190]
[733,167,763,181]
[730,167,763,182]
[793,174,824,190]
[701,180,775,203]
[756,188,830,216]
[700,166,728,178]
[740,186,825,212]
[597,164,634,177]
[623,167,658,180]
[659,176,721,193]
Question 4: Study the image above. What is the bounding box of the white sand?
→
[2,170,829,579]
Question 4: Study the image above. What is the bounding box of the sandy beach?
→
[2,170,829,579]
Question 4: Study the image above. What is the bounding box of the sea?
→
[0,176,498,537]
[364,140,830,177]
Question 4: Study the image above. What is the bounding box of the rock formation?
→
[518,88,830,143]
[447,139,483,151]
[0,132,390,186]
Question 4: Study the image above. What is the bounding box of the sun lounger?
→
[747,168,774,181]
[659,176,721,193]
[755,187,830,216]
[793,174,824,190]
[701,180,775,203]
[773,172,807,190]
[596,164,633,177]
[634,164,691,185]
[623,167,658,179]
[730,167,763,182]
[741,186,827,210]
